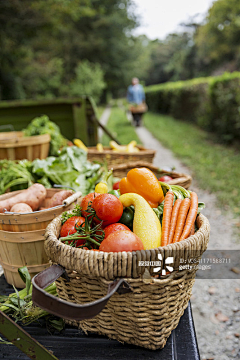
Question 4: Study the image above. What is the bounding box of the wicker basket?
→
[112,161,192,189]
[36,212,210,350]
[0,131,50,161]
[87,146,156,166]
[0,188,81,288]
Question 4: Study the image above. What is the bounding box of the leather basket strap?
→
[32,265,132,321]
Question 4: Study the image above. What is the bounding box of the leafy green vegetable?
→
[23,115,68,156]
[0,146,104,196]
[0,159,34,194]
[31,146,103,195]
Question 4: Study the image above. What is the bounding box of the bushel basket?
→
[0,131,50,161]
[32,212,210,350]
[0,189,81,288]
[112,161,192,189]
[87,146,155,166]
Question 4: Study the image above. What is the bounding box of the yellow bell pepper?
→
[119,193,161,249]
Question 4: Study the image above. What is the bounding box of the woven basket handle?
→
[63,191,82,207]
[32,264,132,321]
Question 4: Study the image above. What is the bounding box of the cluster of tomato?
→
[60,192,144,252]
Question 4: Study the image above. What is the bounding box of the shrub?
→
[145,72,240,144]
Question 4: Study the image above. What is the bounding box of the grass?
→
[101,106,142,146]
[143,112,240,217]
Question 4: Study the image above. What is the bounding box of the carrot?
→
[168,198,182,244]
[179,192,198,241]
[161,191,174,246]
[172,197,191,243]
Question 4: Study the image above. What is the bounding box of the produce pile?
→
[0,166,205,331]
[59,167,205,252]
[23,115,69,156]
[95,140,140,153]
[0,183,74,213]
[0,146,102,196]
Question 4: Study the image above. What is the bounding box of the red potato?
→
[0,183,47,213]
[10,203,33,213]
[48,190,73,208]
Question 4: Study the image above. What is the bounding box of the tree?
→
[66,60,106,103]
[143,32,198,86]
[195,0,240,71]
[0,0,141,101]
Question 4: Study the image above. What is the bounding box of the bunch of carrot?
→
[161,190,198,246]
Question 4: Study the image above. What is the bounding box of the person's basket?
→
[32,212,210,350]
[112,161,192,189]
[129,103,148,114]
[87,146,156,167]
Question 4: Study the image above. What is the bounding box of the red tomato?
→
[113,181,120,190]
[158,176,173,182]
[81,192,101,218]
[92,193,123,227]
[104,223,130,239]
[60,216,86,247]
[99,230,144,252]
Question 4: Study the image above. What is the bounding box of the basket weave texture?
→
[112,161,192,189]
[87,146,155,166]
[44,213,210,350]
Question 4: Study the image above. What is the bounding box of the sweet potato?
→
[0,183,47,213]
[40,197,52,209]
[48,190,73,208]
[10,203,33,213]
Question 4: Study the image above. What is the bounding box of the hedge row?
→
[145,72,240,143]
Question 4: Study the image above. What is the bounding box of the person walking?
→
[127,77,147,127]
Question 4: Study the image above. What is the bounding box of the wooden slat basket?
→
[111,161,192,189]
[0,188,79,288]
[87,145,156,166]
[0,131,50,161]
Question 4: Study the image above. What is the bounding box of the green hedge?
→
[145,72,240,143]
